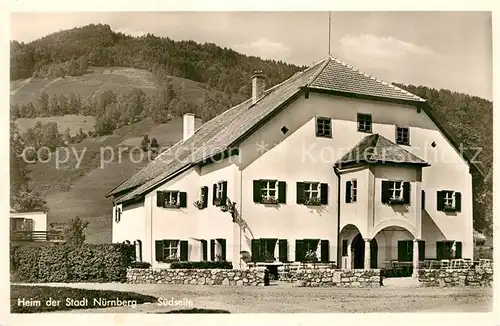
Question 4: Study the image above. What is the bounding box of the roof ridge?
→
[327,56,425,102]
[306,56,332,87]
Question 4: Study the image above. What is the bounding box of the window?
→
[253,180,286,204]
[396,126,410,145]
[115,207,122,223]
[436,241,462,260]
[297,182,328,205]
[437,190,462,212]
[163,240,179,261]
[295,239,320,262]
[381,181,410,205]
[156,191,187,208]
[196,186,208,209]
[357,113,372,133]
[346,179,357,203]
[251,238,278,262]
[261,180,277,201]
[213,181,227,206]
[316,117,332,138]
[211,238,227,261]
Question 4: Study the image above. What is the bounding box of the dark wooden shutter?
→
[418,240,425,261]
[201,240,208,261]
[421,190,426,210]
[403,182,411,204]
[437,191,445,211]
[155,240,163,262]
[381,181,390,203]
[278,181,286,204]
[320,183,328,205]
[253,180,261,203]
[455,242,462,259]
[210,239,215,261]
[320,240,329,262]
[295,240,304,262]
[278,239,288,262]
[296,182,305,204]
[212,184,217,205]
[222,181,228,205]
[315,117,319,136]
[454,192,462,212]
[202,186,208,208]
[251,239,261,262]
[157,191,165,207]
[179,192,187,208]
[180,240,188,261]
[218,239,226,261]
[436,241,444,260]
[345,181,352,203]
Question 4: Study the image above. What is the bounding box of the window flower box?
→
[262,251,275,263]
[193,200,205,209]
[164,203,180,209]
[214,197,223,207]
[443,204,456,212]
[304,250,318,263]
[304,197,321,206]
[388,198,405,205]
[261,197,279,205]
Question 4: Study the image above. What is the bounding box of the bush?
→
[10,243,135,283]
[130,261,151,269]
[170,261,233,269]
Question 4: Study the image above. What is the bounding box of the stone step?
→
[382,276,421,288]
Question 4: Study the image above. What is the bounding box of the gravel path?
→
[13,282,492,313]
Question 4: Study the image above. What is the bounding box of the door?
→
[370,238,378,268]
[352,234,365,269]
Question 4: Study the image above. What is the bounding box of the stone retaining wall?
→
[292,269,381,287]
[418,268,493,287]
[126,268,266,286]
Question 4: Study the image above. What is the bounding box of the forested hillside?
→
[394,83,493,235]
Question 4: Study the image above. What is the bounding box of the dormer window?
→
[381,180,410,205]
[357,114,372,133]
[316,117,332,138]
[437,190,462,212]
[396,126,410,145]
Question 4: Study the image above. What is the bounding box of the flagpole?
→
[328,12,331,55]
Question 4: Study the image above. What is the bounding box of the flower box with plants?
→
[193,200,205,209]
[214,197,223,207]
[304,250,319,263]
[443,204,456,212]
[303,197,321,206]
[262,251,275,263]
[388,197,405,205]
[261,196,279,205]
[164,201,180,209]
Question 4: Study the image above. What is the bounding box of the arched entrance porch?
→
[351,234,378,269]
[339,224,378,270]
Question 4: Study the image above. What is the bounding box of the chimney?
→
[251,70,267,104]
[183,113,195,141]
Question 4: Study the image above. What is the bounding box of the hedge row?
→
[10,243,135,283]
[170,261,233,269]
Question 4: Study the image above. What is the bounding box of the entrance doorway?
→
[351,234,378,269]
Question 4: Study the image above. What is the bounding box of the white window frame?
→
[396,126,410,145]
[216,182,224,200]
[389,181,403,200]
[351,179,358,202]
[260,180,278,201]
[163,240,180,261]
[444,191,455,208]
[304,182,320,200]
[164,191,180,206]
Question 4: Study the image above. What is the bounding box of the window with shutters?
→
[213,181,227,206]
[396,126,410,145]
[357,113,372,133]
[162,240,180,261]
[165,191,180,207]
[303,239,320,262]
[437,190,461,212]
[304,182,320,205]
[211,238,227,261]
[436,241,462,260]
[382,180,410,205]
[316,117,332,138]
[194,186,208,209]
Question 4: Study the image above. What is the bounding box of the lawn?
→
[11,285,157,313]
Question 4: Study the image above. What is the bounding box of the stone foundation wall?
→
[418,268,493,287]
[292,269,381,287]
[126,268,265,286]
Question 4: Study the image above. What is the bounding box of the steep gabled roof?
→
[308,56,426,103]
[108,58,330,203]
[334,134,429,169]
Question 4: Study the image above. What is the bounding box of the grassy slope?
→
[10,66,220,106]
[11,67,210,243]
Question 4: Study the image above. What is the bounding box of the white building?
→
[107,56,480,271]
[10,209,49,241]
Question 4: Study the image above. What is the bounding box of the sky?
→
[10,11,493,100]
